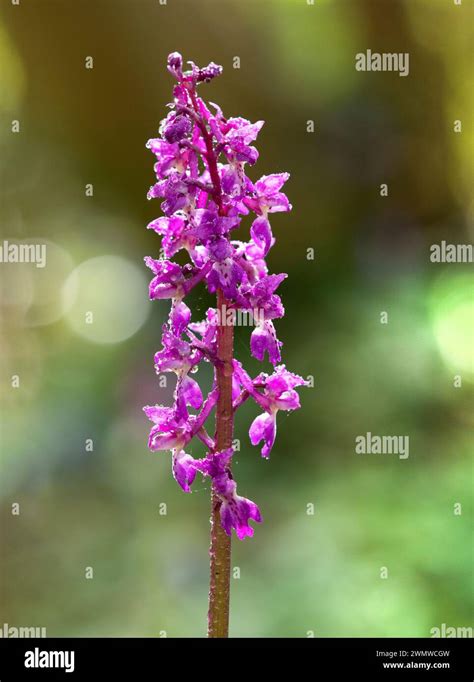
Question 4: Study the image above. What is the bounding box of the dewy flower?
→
[232,361,308,458]
[143,52,308,540]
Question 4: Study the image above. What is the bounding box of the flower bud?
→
[167,51,183,79]
[197,62,223,83]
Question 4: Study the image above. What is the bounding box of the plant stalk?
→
[189,87,233,638]
[207,288,233,637]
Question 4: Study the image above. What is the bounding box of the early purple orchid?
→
[143,52,307,636]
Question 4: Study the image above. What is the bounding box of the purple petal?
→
[162,113,192,144]
[220,163,243,196]
[232,374,241,401]
[226,118,264,145]
[147,181,166,200]
[143,404,174,424]
[250,321,282,365]
[148,277,180,300]
[148,426,181,452]
[220,488,262,540]
[250,216,273,257]
[207,237,233,261]
[249,412,276,458]
[266,365,309,394]
[172,450,197,492]
[144,257,181,277]
[180,375,203,409]
[255,172,290,195]
[275,389,301,411]
[169,301,191,335]
[191,208,222,242]
[144,258,183,299]
[207,258,244,299]
[267,191,291,213]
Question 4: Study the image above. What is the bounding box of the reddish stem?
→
[208,288,233,637]
[189,89,224,215]
[188,86,233,637]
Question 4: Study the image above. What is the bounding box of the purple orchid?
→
[143,54,307,553]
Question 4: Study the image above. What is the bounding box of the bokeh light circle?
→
[62,255,150,344]
[430,271,474,377]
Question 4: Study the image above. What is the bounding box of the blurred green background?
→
[0,0,472,637]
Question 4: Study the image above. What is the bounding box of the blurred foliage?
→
[0,0,472,637]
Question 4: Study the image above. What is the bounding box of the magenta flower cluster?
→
[144,53,307,540]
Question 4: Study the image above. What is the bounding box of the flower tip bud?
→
[197,61,223,84]
[167,52,183,79]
